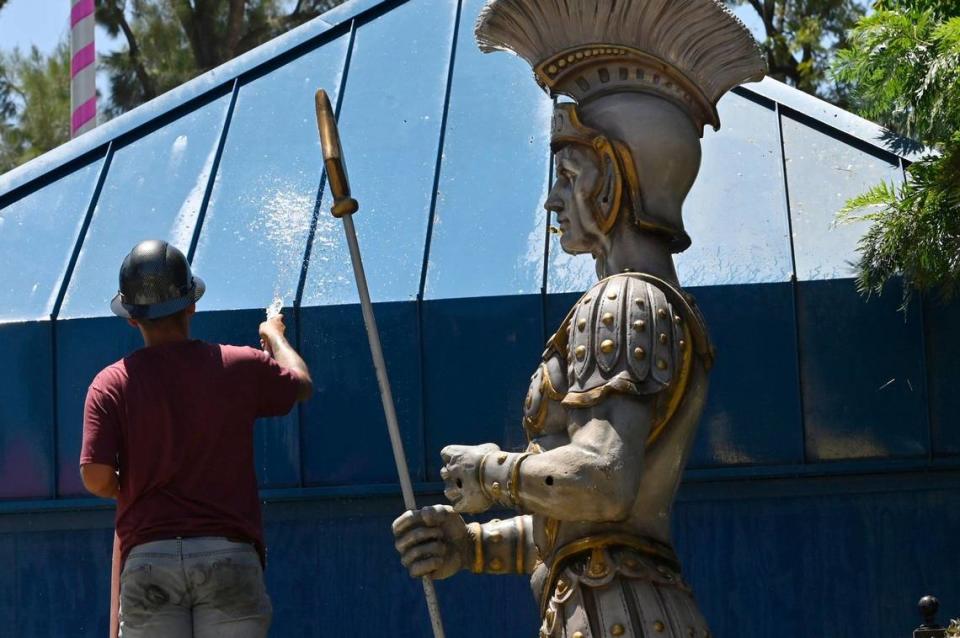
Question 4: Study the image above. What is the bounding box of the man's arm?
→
[259,314,313,402]
[80,463,119,499]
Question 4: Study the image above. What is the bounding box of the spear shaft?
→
[314,89,446,638]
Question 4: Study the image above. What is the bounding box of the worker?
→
[79,239,313,637]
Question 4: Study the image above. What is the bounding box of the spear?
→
[313,89,446,638]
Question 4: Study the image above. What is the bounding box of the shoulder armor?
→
[560,274,713,441]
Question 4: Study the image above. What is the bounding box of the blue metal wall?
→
[1,0,958,635]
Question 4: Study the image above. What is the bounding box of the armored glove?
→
[441,443,533,513]
[392,504,473,579]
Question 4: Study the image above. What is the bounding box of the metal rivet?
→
[654,620,665,633]
[572,633,584,638]
[634,298,645,307]
[578,318,587,331]
[656,358,667,370]
[612,625,626,636]
[679,339,686,349]
[575,345,587,360]
[600,339,615,354]
[490,482,502,497]
[658,308,668,319]
[582,297,592,305]
[497,454,508,465]
[489,557,503,571]
[633,320,645,331]
[675,315,683,324]
[634,347,646,360]
[607,291,617,300]
[602,312,614,326]
[558,59,567,68]
[659,333,668,344]
[548,64,558,74]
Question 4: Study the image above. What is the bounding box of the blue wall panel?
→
[0,157,104,322]
[192,309,301,488]
[192,35,349,312]
[301,0,457,307]
[59,96,232,320]
[9,527,113,636]
[422,295,544,478]
[925,296,960,455]
[299,302,424,485]
[423,0,551,300]
[797,279,928,461]
[0,322,54,498]
[688,283,803,467]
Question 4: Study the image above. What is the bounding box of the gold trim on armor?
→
[468,522,483,573]
[515,517,525,574]
[510,453,533,509]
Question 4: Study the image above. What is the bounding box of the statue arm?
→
[482,393,651,521]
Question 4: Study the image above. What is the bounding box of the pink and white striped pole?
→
[70,0,97,137]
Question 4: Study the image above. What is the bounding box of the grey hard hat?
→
[110,240,205,320]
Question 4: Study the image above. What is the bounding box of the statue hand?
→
[392,505,473,579]
[440,443,500,513]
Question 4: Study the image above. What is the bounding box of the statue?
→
[392,1,766,636]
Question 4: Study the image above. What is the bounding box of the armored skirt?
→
[535,545,709,638]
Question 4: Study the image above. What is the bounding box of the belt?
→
[539,533,680,617]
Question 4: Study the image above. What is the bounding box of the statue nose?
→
[544,195,563,213]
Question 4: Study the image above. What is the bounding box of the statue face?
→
[544,145,606,255]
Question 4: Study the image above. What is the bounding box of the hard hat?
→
[110,240,205,320]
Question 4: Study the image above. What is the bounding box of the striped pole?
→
[70,0,97,137]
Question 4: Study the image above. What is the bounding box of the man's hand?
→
[259,315,287,356]
[440,443,500,513]
[392,505,473,579]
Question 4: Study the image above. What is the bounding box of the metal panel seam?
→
[416,0,464,300]
[776,103,808,466]
[294,21,358,487]
[49,144,114,499]
[187,79,241,263]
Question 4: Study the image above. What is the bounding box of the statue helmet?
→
[476,0,767,252]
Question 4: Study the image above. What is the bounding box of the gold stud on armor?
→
[490,482,502,497]
[582,296,592,305]
[635,297,644,307]
[659,333,668,344]
[634,347,646,360]
[600,339,615,354]
[656,358,668,370]
[572,633,584,638]
[607,291,617,300]
[602,312,614,326]
[489,531,503,544]
[612,624,626,636]
[497,454,508,465]
[489,557,504,572]
[578,318,587,331]
[658,308,668,319]
[654,620,665,633]
[575,345,587,360]
[633,320,645,331]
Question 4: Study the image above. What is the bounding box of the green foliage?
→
[833,0,960,307]
[724,0,866,103]
[0,42,71,173]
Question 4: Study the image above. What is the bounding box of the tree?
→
[96,0,347,116]
[833,0,960,307]
[0,42,71,173]
[724,0,865,103]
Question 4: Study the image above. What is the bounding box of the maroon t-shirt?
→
[80,340,301,566]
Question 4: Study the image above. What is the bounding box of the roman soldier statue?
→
[392,1,767,636]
